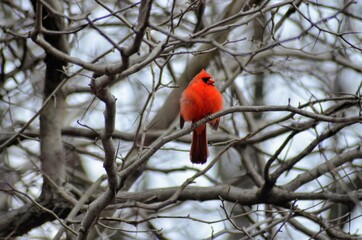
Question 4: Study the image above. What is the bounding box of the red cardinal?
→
[180,69,223,164]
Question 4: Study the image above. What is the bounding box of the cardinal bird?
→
[180,69,223,164]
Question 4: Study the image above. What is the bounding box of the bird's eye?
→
[202,77,210,83]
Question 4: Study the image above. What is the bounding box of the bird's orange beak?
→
[209,78,215,85]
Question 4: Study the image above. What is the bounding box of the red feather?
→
[180,69,223,164]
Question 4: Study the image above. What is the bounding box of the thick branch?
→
[114,185,362,206]
[77,85,118,239]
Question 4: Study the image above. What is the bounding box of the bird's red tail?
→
[190,127,208,164]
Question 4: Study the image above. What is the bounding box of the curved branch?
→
[284,148,362,191]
